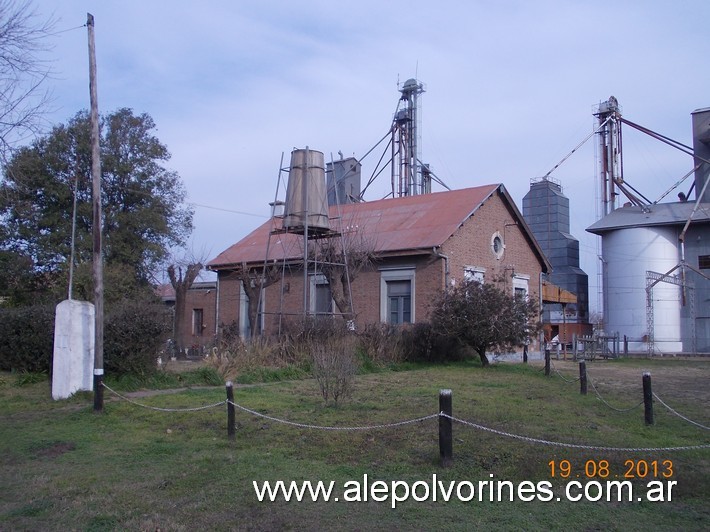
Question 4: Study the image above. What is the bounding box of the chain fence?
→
[227,400,439,431]
[547,361,709,425]
[653,392,710,430]
[101,381,709,453]
[442,413,710,452]
[588,376,644,413]
[550,361,581,383]
[102,382,226,412]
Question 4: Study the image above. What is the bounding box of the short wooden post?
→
[523,343,528,364]
[439,389,453,467]
[544,348,551,376]
[93,369,104,413]
[579,361,587,395]
[642,372,654,425]
[226,381,236,440]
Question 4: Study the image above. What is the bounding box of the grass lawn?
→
[0,358,708,531]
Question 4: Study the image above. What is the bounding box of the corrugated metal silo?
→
[283,148,330,233]
[327,156,361,206]
[603,226,682,353]
[692,107,710,202]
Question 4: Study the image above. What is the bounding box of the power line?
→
[188,201,267,218]
[48,24,87,36]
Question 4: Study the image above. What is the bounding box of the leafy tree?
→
[0,0,56,163]
[0,108,194,300]
[429,278,540,367]
[0,248,38,305]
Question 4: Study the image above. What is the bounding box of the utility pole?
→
[87,13,104,412]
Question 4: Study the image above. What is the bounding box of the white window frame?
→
[512,274,530,299]
[491,231,505,260]
[464,266,486,284]
[379,267,416,324]
[309,273,334,316]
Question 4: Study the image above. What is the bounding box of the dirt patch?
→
[34,441,76,459]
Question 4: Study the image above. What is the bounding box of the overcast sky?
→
[34,0,710,311]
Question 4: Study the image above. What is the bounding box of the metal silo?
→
[692,107,710,203]
[282,148,330,233]
[602,226,682,353]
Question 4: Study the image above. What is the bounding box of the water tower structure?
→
[262,147,350,327]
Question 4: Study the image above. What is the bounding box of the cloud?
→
[29,0,710,311]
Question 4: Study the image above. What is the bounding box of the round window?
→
[491,232,504,259]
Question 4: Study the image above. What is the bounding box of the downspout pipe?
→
[433,247,450,288]
[215,274,220,338]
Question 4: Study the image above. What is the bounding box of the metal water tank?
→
[283,148,330,233]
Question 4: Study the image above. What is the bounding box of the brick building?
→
[207,184,551,351]
[157,280,217,355]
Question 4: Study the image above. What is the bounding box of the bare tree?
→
[0,0,56,163]
[233,261,281,339]
[315,229,376,323]
[167,260,202,356]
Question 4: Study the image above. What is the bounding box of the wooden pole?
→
[226,381,235,440]
[439,389,453,467]
[642,372,654,425]
[579,361,587,395]
[87,13,104,413]
[544,347,551,376]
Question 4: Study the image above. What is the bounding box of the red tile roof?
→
[208,184,548,270]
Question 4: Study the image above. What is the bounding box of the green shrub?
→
[399,321,467,363]
[0,304,55,372]
[103,300,171,377]
[0,299,171,378]
[15,370,49,386]
[193,366,223,386]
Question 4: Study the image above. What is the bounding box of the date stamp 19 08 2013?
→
[548,459,673,479]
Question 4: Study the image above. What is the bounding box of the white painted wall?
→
[52,299,95,400]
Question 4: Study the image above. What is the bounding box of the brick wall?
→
[171,283,217,353]
[442,189,543,303]
[214,189,545,349]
